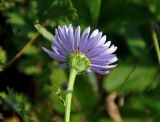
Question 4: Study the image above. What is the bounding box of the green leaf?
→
[87,0,101,25]
[50,64,67,86]
[103,63,158,92]
[127,37,146,58]
[72,0,101,25]
[100,1,153,31]
[6,13,25,25]
[18,54,41,75]
[87,72,98,93]
[74,74,99,111]
[38,0,78,20]
[23,45,39,55]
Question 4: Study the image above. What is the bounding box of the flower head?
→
[43,24,118,74]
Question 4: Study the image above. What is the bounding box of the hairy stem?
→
[65,69,77,122]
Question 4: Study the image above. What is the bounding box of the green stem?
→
[150,21,160,65]
[65,68,78,122]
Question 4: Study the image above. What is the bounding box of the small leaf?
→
[34,22,53,41]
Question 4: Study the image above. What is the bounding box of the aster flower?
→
[43,24,117,74]
[42,24,118,122]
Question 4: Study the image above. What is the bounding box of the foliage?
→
[0,88,31,122]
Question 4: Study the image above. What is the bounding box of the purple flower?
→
[43,24,118,74]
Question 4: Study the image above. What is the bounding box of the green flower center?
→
[67,52,90,73]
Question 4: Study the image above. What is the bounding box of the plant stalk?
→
[65,68,77,122]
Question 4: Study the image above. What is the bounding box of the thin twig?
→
[2,20,51,71]
[3,32,40,70]
[105,92,123,122]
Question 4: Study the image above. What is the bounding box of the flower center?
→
[67,52,90,73]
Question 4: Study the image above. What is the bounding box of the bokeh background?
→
[0,0,160,122]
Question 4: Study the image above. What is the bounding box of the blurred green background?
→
[0,0,160,122]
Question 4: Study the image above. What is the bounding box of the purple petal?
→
[91,67,110,74]
[104,41,111,48]
[56,28,71,51]
[65,24,74,49]
[90,53,116,59]
[52,36,63,49]
[86,46,107,58]
[51,45,59,54]
[84,32,102,52]
[55,34,71,53]
[63,26,72,50]
[74,26,81,49]
[97,35,106,46]
[68,24,73,30]
[104,45,117,54]
[42,47,66,62]
[57,27,66,42]
[90,55,118,65]
[108,57,118,64]
[91,64,117,69]
[68,27,74,50]
[51,45,66,56]
[97,45,117,57]
[79,27,90,52]
[90,29,99,38]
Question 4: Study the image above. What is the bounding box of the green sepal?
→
[67,52,90,73]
